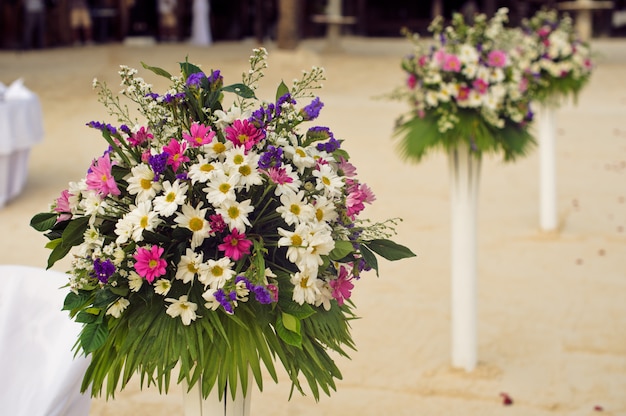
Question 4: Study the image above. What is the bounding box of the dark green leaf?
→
[30,212,58,232]
[81,321,109,353]
[141,62,172,79]
[222,83,256,99]
[63,291,90,311]
[76,310,99,324]
[363,239,416,261]
[360,244,379,277]
[275,80,289,101]
[329,240,354,261]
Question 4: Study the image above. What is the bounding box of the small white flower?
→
[276,191,315,226]
[126,164,161,202]
[313,164,344,198]
[154,279,172,295]
[290,269,320,305]
[203,172,239,206]
[106,298,130,318]
[165,295,198,325]
[188,155,221,184]
[175,248,207,284]
[201,257,235,289]
[215,199,254,232]
[174,203,211,249]
[127,271,143,292]
[153,180,188,217]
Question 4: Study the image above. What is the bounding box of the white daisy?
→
[126,164,161,202]
[200,257,235,289]
[165,295,198,325]
[153,180,188,217]
[276,190,315,226]
[202,288,221,311]
[127,271,143,292]
[174,203,211,249]
[277,223,311,265]
[215,199,254,232]
[188,155,221,184]
[175,248,207,284]
[203,172,239,206]
[153,279,172,295]
[106,298,130,318]
[290,269,320,305]
[313,164,344,198]
[283,145,316,173]
[312,195,338,223]
[126,200,160,242]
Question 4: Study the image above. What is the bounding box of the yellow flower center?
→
[165,192,176,203]
[322,176,331,186]
[187,263,199,274]
[299,276,309,288]
[219,183,231,193]
[296,148,306,157]
[189,217,204,232]
[239,165,251,176]
[211,265,224,276]
[213,142,226,153]
[140,215,149,229]
[237,134,249,144]
[101,174,108,182]
[233,154,244,165]
[227,206,240,219]
[140,178,152,190]
[201,164,214,173]
[290,204,300,215]
[148,259,158,269]
[291,234,302,246]
[315,208,324,221]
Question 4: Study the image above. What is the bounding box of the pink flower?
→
[183,122,216,147]
[266,284,279,302]
[218,229,252,261]
[442,54,462,72]
[133,245,167,283]
[163,138,190,171]
[345,180,375,219]
[54,189,72,222]
[224,119,265,152]
[128,126,153,146]
[472,78,489,94]
[407,73,417,89]
[264,166,294,186]
[85,153,121,197]
[329,266,354,306]
[433,49,447,66]
[337,156,357,177]
[457,85,471,101]
[418,55,429,67]
[487,50,508,68]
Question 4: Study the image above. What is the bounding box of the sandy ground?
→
[1,36,625,415]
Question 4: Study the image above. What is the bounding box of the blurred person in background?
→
[158,0,178,42]
[69,0,93,45]
[22,0,46,49]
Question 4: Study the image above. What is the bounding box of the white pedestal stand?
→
[538,104,558,232]
[183,380,251,416]
[190,0,213,46]
[448,141,481,372]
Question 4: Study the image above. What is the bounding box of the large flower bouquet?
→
[518,8,593,106]
[30,49,414,400]
[389,8,535,162]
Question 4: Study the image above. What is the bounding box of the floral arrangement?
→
[30,49,414,400]
[518,8,593,106]
[389,8,535,162]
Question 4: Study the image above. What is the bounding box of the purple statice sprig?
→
[301,97,324,121]
[258,145,283,169]
[92,258,116,284]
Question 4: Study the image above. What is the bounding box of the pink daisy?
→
[54,189,72,222]
[128,126,153,146]
[329,266,354,306]
[472,78,489,94]
[163,138,190,171]
[224,119,265,152]
[442,54,462,72]
[133,245,167,283]
[217,229,252,261]
[85,153,121,197]
[487,50,508,68]
[407,73,417,89]
[182,122,216,147]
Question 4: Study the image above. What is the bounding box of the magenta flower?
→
[457,85,471,101]
[264,166,294,186]
[472,78,489,94]
[218,229,252,261]
[133,245,167,283]
[442,54,462,72]
[487,50,508,68]
[337,156,357,177]
[407,73,417,89]
[128,126,153,146]
[345,181,375,219]
[433,49,447,66]
[85,153,121,197]
[54,189,72,222]
[163,138,190,171]
[224,119,265,151]
[183,122,216,147]
[329,266,354,306]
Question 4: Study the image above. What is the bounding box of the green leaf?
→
[275,80,289,101]
[363,239,416,261]
[76,310,99,324]
[30,212,58,232]
[63,291,90,311]
[360,245,379,277]
[45,238,61,251]
[281,312,300,333]
[329,240,354,261]
[81,321,109,353]
[141,62,172,79]
[179,61,203,78]
[276,313,302,347]
[222,83,256,99]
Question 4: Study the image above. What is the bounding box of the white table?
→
[0,81,44,207]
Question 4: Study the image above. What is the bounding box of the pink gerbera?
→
[487,50,508,68]
[128,126,153,146]
[442,54,462,72]
[407,73,417,89]
[182,122,216,147]
[224,119,265,152]
[345,180,376,219]
[133,245,167,283]
[329,266,354,306]
[54,189,73,222]
[472,78,489,94]
[85,153,121,197]
[163,138,190,171]
[217,228,252,261]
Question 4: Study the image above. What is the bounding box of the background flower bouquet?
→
[390,8,535,162]
[518,8,593,107]
[30,49,414,401]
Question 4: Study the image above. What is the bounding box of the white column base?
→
[183,378,251,416]
[539,104,558,232]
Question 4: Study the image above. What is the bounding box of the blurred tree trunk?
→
[276,0,299,50]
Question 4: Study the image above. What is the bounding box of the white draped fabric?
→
[191,0,212,46]
[0,79,44,207]
[0,265,91,415]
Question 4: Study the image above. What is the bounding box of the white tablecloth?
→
[0,265,91,415]
[0,79,44,207]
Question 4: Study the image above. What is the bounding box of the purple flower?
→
[301,97,324,121]
[186,72,207,87]
[317,136,341,153]
[119,124,132,135]
[258,145,283,169]
[253,286,273,304]
[214,289,234,314]
[92,258,116,284]
[148,152,168,179]
[208,69,222,85]
[145,92,160,100]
